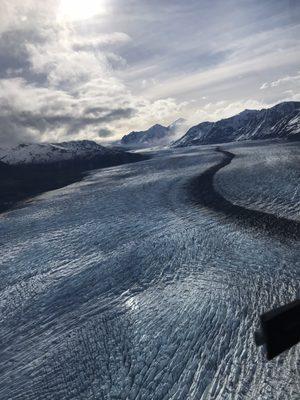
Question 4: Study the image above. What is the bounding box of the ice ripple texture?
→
[0,143,299,400]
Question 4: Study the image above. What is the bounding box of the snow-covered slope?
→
[174,101,300,147]
[0,140,116,166]
[121,118,187,147]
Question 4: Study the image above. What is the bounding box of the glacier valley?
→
[0,141,299,400]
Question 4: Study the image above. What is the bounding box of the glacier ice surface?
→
[0,142,299,399]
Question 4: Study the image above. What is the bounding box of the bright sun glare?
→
[58,0,105,22]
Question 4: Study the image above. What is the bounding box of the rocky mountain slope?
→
[121,118,186,147]
[173,101,300,147]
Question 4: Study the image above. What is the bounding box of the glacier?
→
[0,141,299,399]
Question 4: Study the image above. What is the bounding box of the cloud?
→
[0,3,171,144]
[0,0,299,146]
[72,32,131,51]
[260,82,269,90]
[0,1,190,145]
[98,128,114,138]
[279,90,300,103]
[0,74,185,145]
[112,97,189,136]
[190,99,269,125]
[260,72,300,90]
[0,1,182,145]
[0,77,136,144]
[143,31,300,100]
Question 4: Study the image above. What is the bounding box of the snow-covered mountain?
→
[0,140,145,167]
[121,118,187,147]
[0,140,146,213]
[0,140,132,166]
[173,101,300,147]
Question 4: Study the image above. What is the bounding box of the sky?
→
[0,0,299,146]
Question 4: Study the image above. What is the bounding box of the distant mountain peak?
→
[120,118,187,148]
[152,123,165,128]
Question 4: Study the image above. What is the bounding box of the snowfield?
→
[0,142,299,399]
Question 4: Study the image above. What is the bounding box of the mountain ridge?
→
[0,140,116,166]
[173,101,300,147]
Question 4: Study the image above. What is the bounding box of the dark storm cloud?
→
[98,128,114,138]
[0,115,38,146]
[0,105,135,145]
[15,107,136,130]
[65,108,135,134]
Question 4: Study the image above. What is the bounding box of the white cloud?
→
[190,99,269,125]
[260,82,269,90]
[72,32,131,49]
[144,42,300,100]
[0,1,187,144]
[260,72,300,90]
[0,76,135,144]
[0,1,57,35]
[279,90,300,103]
